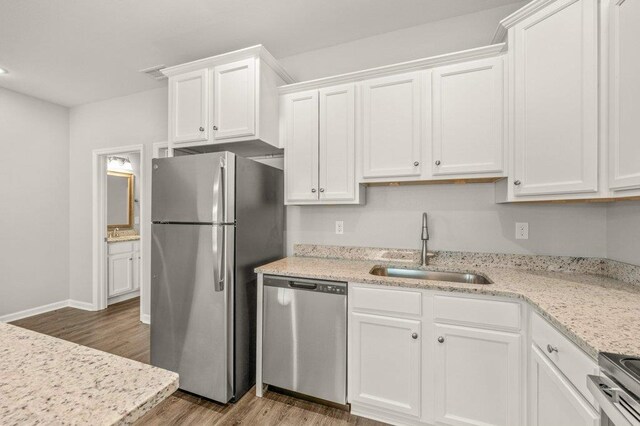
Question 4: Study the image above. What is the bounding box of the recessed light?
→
[0,68,8,75]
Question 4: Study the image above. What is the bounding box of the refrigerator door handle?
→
[216,156,226,223]
[214,224,225,292]
[213,156,226,292]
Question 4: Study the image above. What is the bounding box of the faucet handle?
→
[421,213,429,240]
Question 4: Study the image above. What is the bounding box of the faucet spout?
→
[421,213,430,266]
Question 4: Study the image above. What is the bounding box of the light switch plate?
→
[516,222,529,240]
[335,221,344,235]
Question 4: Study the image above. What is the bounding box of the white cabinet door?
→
[213,58,256,140]
[169,69,209,144]
[512,0,598,196]
[432,57,504,176]
[350,313,421,418]
[434,324,521,426]
[319,84,356,201]
[530,345,599,426]
[362,72,422,179]
[609,0,640,190]
[284,90,319,203]
[108,252,134,297]
[132,251,140,291]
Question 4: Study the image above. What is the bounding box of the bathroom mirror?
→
[107,171,134,229]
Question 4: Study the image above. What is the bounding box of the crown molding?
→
[278,43,506,95]
[492,0,560,44]
[161,44,294,83]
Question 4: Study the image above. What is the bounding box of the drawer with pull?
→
[108,241,136,254]
[531,312,599,405]
[351,285,422,317]
[434,295,521,331]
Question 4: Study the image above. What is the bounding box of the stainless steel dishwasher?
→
[262,275,347,405]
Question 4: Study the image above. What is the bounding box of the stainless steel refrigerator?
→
[150,151,283,403]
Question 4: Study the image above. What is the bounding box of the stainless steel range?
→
[588,353,640,426]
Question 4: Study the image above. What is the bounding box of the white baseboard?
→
[140,313,150,324]
[0,299,98,323]
[107,290,140,306]
[0,300,70,323]
[68,299,97,311]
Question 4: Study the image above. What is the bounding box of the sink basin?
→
[369,266,493,285]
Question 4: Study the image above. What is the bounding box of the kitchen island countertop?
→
[0,322,178,425]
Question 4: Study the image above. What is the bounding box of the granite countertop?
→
[0,323,178,425]
[107,235,140,243]
[256,249,640,360]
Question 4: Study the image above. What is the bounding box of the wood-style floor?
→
[11,298,384,425]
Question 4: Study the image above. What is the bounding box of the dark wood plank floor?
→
[11,298,384,425]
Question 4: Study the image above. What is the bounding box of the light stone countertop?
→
[0,322,178,425]
[256,255,640,360]
[107,235,140,243]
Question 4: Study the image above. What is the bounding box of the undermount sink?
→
[369,266,493,285]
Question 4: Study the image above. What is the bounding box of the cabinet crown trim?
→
[492,0,564,43]
[278,43,506,95]
[161,44,294,83]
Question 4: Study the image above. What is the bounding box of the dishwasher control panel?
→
[316,283,346,294]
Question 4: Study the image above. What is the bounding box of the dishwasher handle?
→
[289,282,318,290]
[263,275,347,294]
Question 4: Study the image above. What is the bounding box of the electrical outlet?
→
[335,221,344,235]
[516,222,529,240]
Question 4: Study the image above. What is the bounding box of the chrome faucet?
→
[421,213,430,266]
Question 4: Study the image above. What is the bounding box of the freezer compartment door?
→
[262,283,347,404]
[151,223,234,402]
[152,152,234,223]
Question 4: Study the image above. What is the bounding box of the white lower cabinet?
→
[433,324,521,426]
[530,344,599,426]
[107,241,140,298]
[349,284,526,426]
[350,312,422,418]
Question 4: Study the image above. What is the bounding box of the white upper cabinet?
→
[362,72,422,179]
[284,90,319,203]
[510,0,599,197]
[318,84,356,202]
[431,57,505,177]
[164,46,292,151]
[169,69,209,144]
[212,58,256,141]
[608,0,640,191]
[283,84,362,205]
[434,323,522,426]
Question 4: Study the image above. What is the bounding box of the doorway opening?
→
[92,144,145,318]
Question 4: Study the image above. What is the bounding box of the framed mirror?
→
[107,171,134,229]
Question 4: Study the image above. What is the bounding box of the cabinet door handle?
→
[319,188,325,193]
[438,336,445,343]
[213,125,218,131]
[411,332,419,340]
[128,258,133,261]
[514,180,522,186]
[414,161,420,166]
[199,127,204,132]
[435,160,441,166]
[311,188,317,193]
[547,344,559,354]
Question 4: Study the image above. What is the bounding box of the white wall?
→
[287,184,608,258]
[278,2,526,81]
[606,201,640,265]
[69,87,167,317]
[0,87,70,318]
